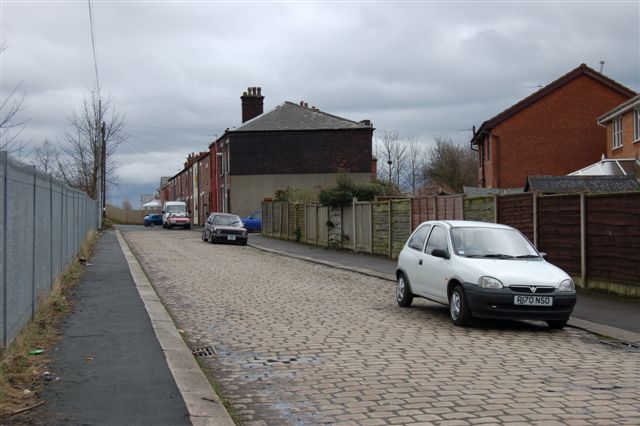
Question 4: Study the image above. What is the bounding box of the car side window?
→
[407,225,431,251]
[425,226,448,255]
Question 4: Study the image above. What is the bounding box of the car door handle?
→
[418,259,423,265]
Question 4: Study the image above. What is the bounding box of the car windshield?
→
[213,215,242,226]
[451,227,539,259]
[166,205,186,214]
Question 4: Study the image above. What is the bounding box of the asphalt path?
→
[30,230,189,425]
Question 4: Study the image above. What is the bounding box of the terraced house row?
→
[160,87,376,225]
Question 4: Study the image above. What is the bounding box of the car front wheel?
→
[396,273,413,307]
[450,285,471,326]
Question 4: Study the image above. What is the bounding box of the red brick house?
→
[471,64,636,188]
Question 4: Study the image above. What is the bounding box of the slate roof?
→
[231,101,368,132]
[525,175,640,194]
[471,64,636,146]
[463,186,524,197]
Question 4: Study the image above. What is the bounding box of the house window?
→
[634,109,640,142]
[612,117,622,149]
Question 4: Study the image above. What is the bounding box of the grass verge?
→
[0,230,100,419]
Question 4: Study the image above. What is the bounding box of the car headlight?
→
[558,279,575,292]
[478,276,503,289]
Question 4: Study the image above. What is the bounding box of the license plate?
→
[514,295,553,306]
[227,235,236,241]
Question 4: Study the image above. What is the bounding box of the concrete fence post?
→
[533,192,538,248]
[31,166,36,319]
[388,200,392,258]
[352,197,357,253]
[493,194,498,223]
[580,192,587,289]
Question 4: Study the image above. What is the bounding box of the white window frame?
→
[634,109,640,143]
[612,117,623,150]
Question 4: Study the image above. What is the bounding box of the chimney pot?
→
[241,86,264,122]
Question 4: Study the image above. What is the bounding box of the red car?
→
[165,212,191,229]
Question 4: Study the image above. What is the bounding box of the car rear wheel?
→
[450,285,471,326]
[396,273,413,307]
[547,320,567,330]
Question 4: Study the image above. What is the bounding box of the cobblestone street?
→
[123,229,640,425]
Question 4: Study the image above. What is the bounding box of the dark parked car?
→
[241,210,262,232]
[202,213,248,245]
[143,214,163,227]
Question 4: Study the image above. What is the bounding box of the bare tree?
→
[403,135,424,195]
[58,87,126,199]
[122,197,133,211]
[32,139,60,176]
[0,42,29,154]
[377,130,408,188]
[422,137,478,193]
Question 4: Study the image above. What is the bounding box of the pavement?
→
[247,234,640,343]
[28,229,233,426]
[25,226,639,425]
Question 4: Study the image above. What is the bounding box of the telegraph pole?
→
[101,121,106,219]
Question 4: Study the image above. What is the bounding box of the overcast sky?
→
[1,1,639,207]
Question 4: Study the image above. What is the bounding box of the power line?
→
[87,0,101,95]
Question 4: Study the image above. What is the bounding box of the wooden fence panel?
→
[355,203,372,253]
[497,193,534,242]
[391,200,411,258]
[263,202,273,236]
[537,195,581,275]
[317,206,329,247]
[411,195,463,230]
[586,193,640,284]
[305,205,317,244]
[287,203,296,240]
[372,202,390,256]
[105,206,147,224]
[341,205,355,250]
[296,203,306,242]
[463,196,495,223]
[436,195,463,220]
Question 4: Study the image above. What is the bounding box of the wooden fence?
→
[105,205,151,224]
[262,199,411,258]
[263,192,639,295]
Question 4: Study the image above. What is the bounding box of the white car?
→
[395,220,576,329]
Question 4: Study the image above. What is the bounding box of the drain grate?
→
[192,346,216,357]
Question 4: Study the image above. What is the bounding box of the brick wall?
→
[229,129,373,176]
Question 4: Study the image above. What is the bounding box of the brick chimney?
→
[241,86,264,123]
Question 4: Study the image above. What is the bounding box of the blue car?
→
[241,210,262,232]
[144,214,163,227]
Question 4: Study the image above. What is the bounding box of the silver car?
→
[395,220,576,329]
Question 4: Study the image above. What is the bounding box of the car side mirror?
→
[431,248,450,260]
[539,252,547,259]
[162,210,165,214]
